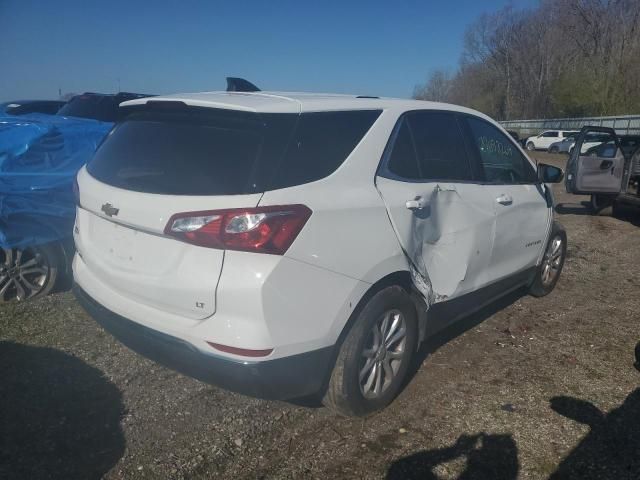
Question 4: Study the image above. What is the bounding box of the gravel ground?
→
[1,152,639,480]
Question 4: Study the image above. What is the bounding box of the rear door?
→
[565,127,625,195]
[376,111,496,301]
[76,106,295,320]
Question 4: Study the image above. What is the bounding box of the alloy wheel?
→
[359,309,407,399]
[541,236,563,286]
[0,247,50,301]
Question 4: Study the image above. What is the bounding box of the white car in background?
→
[526,130,578,151]
[73,87,567,416]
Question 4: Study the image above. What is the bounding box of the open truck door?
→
[565,126,627,212]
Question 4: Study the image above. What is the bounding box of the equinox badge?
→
[101,203,120,217]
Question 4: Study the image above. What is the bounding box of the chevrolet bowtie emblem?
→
[101,203,120,217]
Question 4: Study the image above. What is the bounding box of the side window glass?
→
[407,111,472,181]
[583,132,619,159]
[466,117,537,184]
[272,110,381,189]
[542,131,558,138]
[386,119,420,179]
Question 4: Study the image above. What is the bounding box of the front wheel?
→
[526,142,535,151]
[529,222,567,297]
[322,286,418,416]
[0,244,60,302]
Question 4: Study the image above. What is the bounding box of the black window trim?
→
[457,112,540,186]
[377,109,480,185]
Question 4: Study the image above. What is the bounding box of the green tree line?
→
[414,0,640,120]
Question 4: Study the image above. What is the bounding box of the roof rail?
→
[226,77,261,93]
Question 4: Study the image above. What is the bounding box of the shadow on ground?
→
[556,201,640,226]
[0,341,125,480]
[386,432,519,479]
[549,389,640,479]
[387,374,640,479]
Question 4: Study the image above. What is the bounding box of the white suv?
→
[73,91,567,416]
[526,130,578,151]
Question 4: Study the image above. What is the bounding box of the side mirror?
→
[538,163,564,183]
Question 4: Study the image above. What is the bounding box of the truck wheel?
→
[0,243,61,302]
[590,194,615,216]
[322,286,418,416]
[529,222,567,297]
[526,142,535,151]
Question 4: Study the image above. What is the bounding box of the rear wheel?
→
[322,286,418,416]
[549,146,559,154]
[526,142,535,151]
[529,222,566,297]
[590,194,615,216]
[612,200,623,218]
[0,244,60,302]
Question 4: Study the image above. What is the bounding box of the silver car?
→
[548,134,578,154]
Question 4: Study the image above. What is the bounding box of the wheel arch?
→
[318,270,427,396]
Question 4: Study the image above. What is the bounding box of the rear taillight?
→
[164,205,312,255]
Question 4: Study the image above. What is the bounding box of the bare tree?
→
[418,0,640,119]
[413,70,453,102]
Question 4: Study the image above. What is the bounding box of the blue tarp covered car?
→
[0,92,152,302]
[0,113,113,248]
[0,113,113,300]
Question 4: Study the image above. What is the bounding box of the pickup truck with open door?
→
[565,126,640,214]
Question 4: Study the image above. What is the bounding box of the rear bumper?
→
[73,284,334,400]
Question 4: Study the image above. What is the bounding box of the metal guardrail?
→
[501,115,640,137]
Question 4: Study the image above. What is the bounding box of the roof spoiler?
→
[226,77,260,92]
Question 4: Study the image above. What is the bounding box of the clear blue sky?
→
[0,0,537,101]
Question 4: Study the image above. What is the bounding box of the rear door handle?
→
[405,198,425,210]
[496,194,513,206]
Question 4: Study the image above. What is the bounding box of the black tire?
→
[590,194,615,216]
[549,146,559,154]
[612,200,623,219]
[0,243,61,302]
[529,222,567,297]
[526,142,535,151]
[322,286,418,416]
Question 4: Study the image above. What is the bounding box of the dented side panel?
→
[376,177,496,305]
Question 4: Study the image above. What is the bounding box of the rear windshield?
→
[87,106,381,195]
